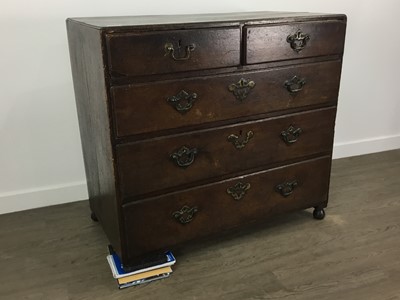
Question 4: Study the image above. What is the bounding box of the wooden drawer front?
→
[112,60,341,137]
[117,108,335,198]
[245,21,346,64]
[123,156,331,259]
[106,28,240,77]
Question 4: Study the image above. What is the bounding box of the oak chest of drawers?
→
[67,11,346,268]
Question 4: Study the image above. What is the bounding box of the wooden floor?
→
[1,150,400,300]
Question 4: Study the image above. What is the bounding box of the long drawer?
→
[117,107,336,199]
[122,156,331,260]
[112,60,342,137]
[106,28,241,77]
[245,20,346,64]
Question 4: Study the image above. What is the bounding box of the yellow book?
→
[117,266,172,285]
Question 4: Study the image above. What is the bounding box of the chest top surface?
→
[68,11,346,29]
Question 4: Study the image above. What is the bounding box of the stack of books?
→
[106,248,176,289]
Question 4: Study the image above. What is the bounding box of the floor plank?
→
[0,150,399,300]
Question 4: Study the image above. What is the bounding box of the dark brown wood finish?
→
[66,20,123,257]
[69,12,346,29]
[117,108,336,199]
[245,20,346,64]
[106,28,241,77]
[67,11,346,268]
[112,60,342,137]
[123,156,331,261]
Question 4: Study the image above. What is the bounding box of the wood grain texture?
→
[245,21,346,64]
[66,21,123,256]
[68,12,346,29]
[117,108,336,199]
[106,28,241,77]
[0,150,399,299]
[122,156,331,261]
[112,60,342,137]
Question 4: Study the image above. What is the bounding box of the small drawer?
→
[245,21,346,64]
[122,156,331,260]
[112,60,342,137]
[106,28,241,77]
[116,108,336,198]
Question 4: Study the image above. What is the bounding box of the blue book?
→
[107,251,176,279]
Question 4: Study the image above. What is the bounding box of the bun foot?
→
[313,207,325,220]
[90,212,99,222]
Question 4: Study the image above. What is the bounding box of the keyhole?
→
[178,39,182,49]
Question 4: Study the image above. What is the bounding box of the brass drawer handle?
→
[281,125,302,145]
[287,30,310,52]
[172,205,198,224]
[275,180,298,197]
[284,76,306,93]
[227,130,254,149]
[164,42,195,61]
[227,182,251,200]
[171,146,198,168]
[167,90,198,113]
[228,78,255,101]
